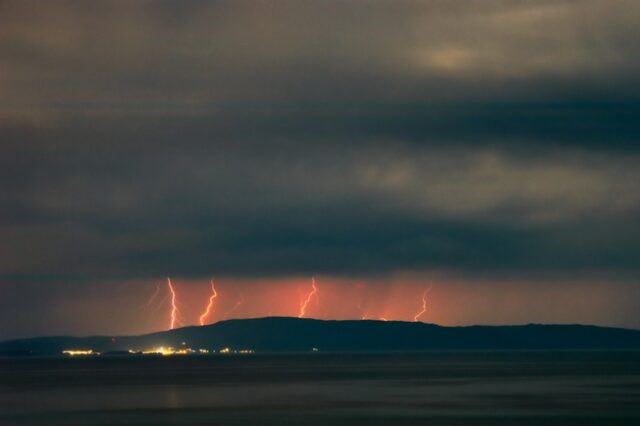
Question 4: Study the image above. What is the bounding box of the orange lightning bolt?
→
[358,301,370,320]
[223,294,244,319]
[199,279,218,326]
[167,277,179,330]
[355,283,368,319]
[298,278,318,318]
[147,283,161,306]
[357,302,366,320]
[413,286,432,322]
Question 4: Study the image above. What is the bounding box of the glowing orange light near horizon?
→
[167,277,179,330]
[199,279,218,326]
[413,286,432,322]
[298,278,318,318]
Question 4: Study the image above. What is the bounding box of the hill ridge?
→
[2,317,640,356]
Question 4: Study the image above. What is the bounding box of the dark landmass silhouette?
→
[2,317,640,356]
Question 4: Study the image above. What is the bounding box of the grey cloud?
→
[0,0,639,284]
[1,119,638,281]
[2,1,640,115]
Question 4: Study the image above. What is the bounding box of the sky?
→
[1,0,640,339]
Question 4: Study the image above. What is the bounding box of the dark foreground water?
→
[1,352,639,425]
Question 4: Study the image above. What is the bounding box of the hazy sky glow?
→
[1,0,640,339]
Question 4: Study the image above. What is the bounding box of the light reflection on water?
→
[1,352,640,425]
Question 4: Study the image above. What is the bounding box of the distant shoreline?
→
[3,317,640,356]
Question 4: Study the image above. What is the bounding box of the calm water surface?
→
[1,352,639,425]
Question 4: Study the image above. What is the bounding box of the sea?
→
[1,351,639,425]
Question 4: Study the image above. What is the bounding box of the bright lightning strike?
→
[199,279,218,326]
[298,277,318,318]
[167,277,179,330]
[413,286,432,322]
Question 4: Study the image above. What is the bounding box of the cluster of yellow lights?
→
[62,349,97,356]
[62,346,255,356]
[141,346,181,356]
[140,346,254,356]
[219,347,255,354]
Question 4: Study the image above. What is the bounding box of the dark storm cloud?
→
[1,0,640,283]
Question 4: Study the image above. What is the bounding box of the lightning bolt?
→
[413,286,432,322]
[355,283,367,319]
[199,279,218,326]
[223,294,244,319]
[298,277,318,318]
[357,300,369,320]
[167,277,179,330]
[154,293,170,312]
[357,302,366,320]
[147,283,161,306]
